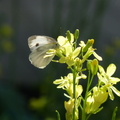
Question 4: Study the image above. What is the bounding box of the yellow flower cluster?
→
[53,73,86,120]
[28,29,120,120]
[53,30,104,119]
[97,64,120,100]
[85,63,120,114]
[55,33,102,70]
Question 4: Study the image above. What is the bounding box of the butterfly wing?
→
[29,49,55,69]
[28,35,57,51]
[28,36,57,68]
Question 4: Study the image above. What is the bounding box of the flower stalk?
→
[72,68,77,120]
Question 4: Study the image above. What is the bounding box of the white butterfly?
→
[28,35,58,69]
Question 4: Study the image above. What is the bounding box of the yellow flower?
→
[53,73,85,89]
[97,64,120,100]
[68,84,83,98]
[56,34,81,67]
[85,86,108,114]
[64,98,80,120]
[93,86,108,104]
[57,34,73,56]
[79,40,102,62]
[59,47,81,66]
[87,59,99,75]
[64,99,74,114]
[53,73,86,98]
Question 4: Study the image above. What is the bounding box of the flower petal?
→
[111,86,120,97]
[79,41,86,47]
[59,57,66,63]
[93,52,102,61]
[110,77,120,84]
[108,87,114,100]
[72,47,81,58]
[97,73,107,84]
[57,36,67,46]
[98,65,105,75]
[76,85,83,97]
[106,64,116,76]
[65,44,73,56]
[53,79,64,84]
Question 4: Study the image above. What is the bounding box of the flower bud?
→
[66,30,71,42]
[87,59,98,75]
[83,39,94,52]
[91,59,98,75]
[74,29,79,40]
[87,60,92,71]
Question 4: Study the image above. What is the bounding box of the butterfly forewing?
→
[28,35,57,51]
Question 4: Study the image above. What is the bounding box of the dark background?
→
[0,0,120,120]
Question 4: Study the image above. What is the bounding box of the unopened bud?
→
[83,39,94,52]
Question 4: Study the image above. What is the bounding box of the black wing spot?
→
[36,43,39,47]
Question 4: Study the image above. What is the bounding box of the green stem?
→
[81,71,94,120]
[86,113,92,120]
[81,73,89,120]
[72,68,77,120]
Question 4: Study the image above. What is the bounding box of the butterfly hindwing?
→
[29,50,54,69]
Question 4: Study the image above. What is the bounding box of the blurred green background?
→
[0,0,120,120]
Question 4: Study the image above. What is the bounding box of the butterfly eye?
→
[36,43,39,47]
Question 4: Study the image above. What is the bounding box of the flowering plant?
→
[29,29,120,120]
